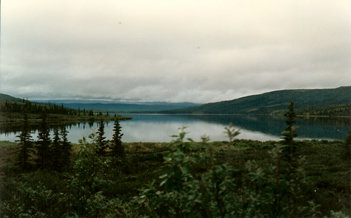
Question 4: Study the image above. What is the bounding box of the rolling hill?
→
[0,93,25,103]
[0,93,78,116]
[165,86,351,116]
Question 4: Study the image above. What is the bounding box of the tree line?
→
[16,113,125,171]
[299,104,351,117]
[16,114,72,171]
[0,100,98,117]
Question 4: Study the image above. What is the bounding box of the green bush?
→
[131,130,319,217]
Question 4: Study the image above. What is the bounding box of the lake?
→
[0,114,349,143]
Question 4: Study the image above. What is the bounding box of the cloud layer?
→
[1,0,350,102]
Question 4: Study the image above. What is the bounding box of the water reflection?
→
[177,114,350,140]
[0,114,349,143]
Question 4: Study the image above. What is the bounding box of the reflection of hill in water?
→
[1,114,350,141]
[0,121,80,135]
[170,115,350,140]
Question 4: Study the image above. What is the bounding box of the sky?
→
[0,0,350,103]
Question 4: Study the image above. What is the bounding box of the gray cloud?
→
[1,0,350,103]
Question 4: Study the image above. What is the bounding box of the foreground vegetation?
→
[1,132,350,216]
[0,102,350,217]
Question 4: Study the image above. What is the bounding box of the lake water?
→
[0,114,349,143]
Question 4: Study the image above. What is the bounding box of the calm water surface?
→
[0,114,349,143]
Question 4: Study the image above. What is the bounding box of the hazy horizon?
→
[22,85,348,104]
[1,0,350,103]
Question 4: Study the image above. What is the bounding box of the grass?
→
[0,141,19,182]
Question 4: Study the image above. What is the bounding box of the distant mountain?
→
[35,101,200,113]
[0,93,25,103]
[165,86,351,116]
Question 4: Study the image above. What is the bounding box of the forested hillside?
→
[298,104,351,117]
[165,86,351,116]
[0,93,24,103]
[0,94,79,116]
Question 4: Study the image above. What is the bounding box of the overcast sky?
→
[0,0,350,103]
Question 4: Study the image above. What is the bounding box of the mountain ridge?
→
[164,86,351,116]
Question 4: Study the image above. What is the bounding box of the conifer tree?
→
[281,101,298,171]
[16,114,33,170]
[345,129,351,160]
[111,119,125,158]
[36,113,51,169]
[60,127,72,169]
[282,101,297,144]
[51,128,61,171]
[96,120,107,155]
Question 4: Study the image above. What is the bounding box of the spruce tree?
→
[36,113,51,169]
[16,114,33,170]
[281,101,298,171]
[51,128,61,171]
[96,120,107,155]
[111,119,125,158]
[345,129,351,160]
[282,101,297,144]
[60,127,72,169]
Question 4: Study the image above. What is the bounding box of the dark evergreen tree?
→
[16,114,33,170]
[60,127,72,169]
[35,113,51,169]
[51,128,61,171]
[96,120,107,155]
[89,110,94,116]
[282,101,297,144]
[111,119,125,158]
[281,101,298,173]
[346,129,351,146]
[345,129,351,160]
